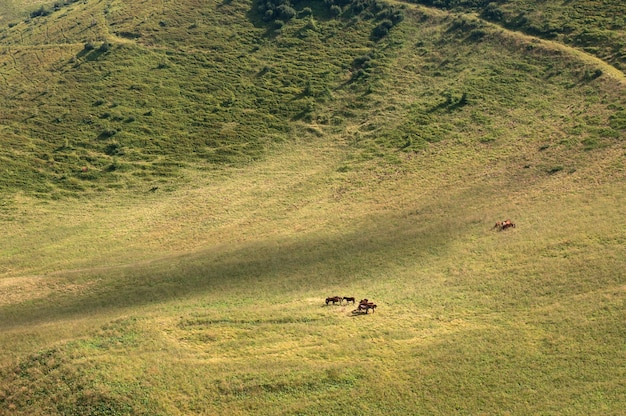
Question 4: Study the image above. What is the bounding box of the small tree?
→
[98,41,110,52]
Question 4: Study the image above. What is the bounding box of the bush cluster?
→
[257,0,296,22]
[407,0,490,8]
[256,0,404,40]
[30,6,52,18]
[29,0,81,19]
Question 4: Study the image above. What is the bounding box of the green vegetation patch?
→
[408,0,626,69]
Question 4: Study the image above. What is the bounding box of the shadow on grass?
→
[0,205,465,329]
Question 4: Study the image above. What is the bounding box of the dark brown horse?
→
[325,296,342,305]
[343,297,356,304]
[357,302,377,313]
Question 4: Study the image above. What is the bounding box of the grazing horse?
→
[493,219,515,231]
[325,296,342,305]
[356,299,377,313]
[357,302,377,313]
[343,297,356,304]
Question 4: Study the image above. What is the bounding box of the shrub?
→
[98,129,117,140]
[297,7,312,18]
[507,12,529,30]
[30,6,51,18]
[371,0,385,13]
[608,110,626,130]
[98,41,111,53]
[352,0,370,13]
[353,54,372,70]
[377,7,404,25]
[330,5,342,16]
[480,2,503,22]
[547,165,564,174]
[391,9,405,25]
[372,19,393,41]
[277,4,297,20]
[104,142,122,156]
[468,28,487,41]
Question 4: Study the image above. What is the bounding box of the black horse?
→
[325,296,342,305]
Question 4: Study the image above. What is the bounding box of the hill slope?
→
[1,0,625,414]
[0,0,624,196]
[406,0,626,70]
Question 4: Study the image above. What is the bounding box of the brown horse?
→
[325,296,342,305]
[356,299,377,313]
[357,302,377,313]
[343,297,356,304]
[493,219,515,231]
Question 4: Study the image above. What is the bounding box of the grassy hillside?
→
[1,0,625,414]
[0,0,406,197]
[408,0,626,70]
[1,0,623,197]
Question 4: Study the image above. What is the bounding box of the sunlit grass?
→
[0,0,625,414]
[1,130,624,413]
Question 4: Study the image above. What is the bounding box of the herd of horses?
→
[323,219,514,314]
[325,296,377,314]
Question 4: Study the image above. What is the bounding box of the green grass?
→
[1,0,625,414]
[406,0,626,70]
